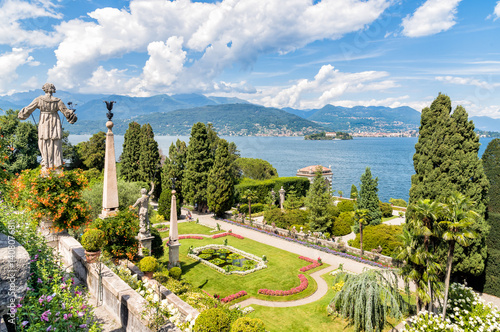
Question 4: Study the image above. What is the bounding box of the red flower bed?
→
[221,290,247,303]
[258,274,308,296]
[212,232,244,239]
[179,235,204,240]
[298,256,322,272]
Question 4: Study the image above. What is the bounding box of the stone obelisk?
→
[100,101,119,218]
[168,190,181,268]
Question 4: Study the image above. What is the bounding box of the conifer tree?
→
[138,123,161,197]
[76,131,106,171]
[409,94,489,278]
[207,139,234,217]
[350,184,358,200]
[121,122,141,181]
[358,167,382,225]
[184,122,213,211]
[161,139,187,206]
[482,139,500,296]
[306,167,332,232]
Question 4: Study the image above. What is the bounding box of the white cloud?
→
[47,0,391,92]
[488,1,500,20]
[0,48,37,94]
[259,65,398,109]
[435,75,500,90]
[0,0,62,46]
[401,0,462,37]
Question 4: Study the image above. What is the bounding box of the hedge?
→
[379,202,393,218]
[239,203,265,214]
[235,177,310,204]
[263,208,308,229]
[332,211,353,236]
[350,224,403,257]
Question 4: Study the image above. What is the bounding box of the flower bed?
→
[179,235,204,240]
[298,256,322,272]
[212,232,244,239]
[188,244,267,275]
[221,291,247,303]
[218,217,390,268]
[258,274,308,296]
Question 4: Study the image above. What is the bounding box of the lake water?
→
[69,135,494,203]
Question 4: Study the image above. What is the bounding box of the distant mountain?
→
[282,107,317,119]
[282,105,421,132]
[470,116,500,132]
[68,104,328,136]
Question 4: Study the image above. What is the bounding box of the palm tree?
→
[242,189,258,220]
[440,192,478,320]
[354,209,370,256]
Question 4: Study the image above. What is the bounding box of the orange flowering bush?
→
[9,168,91,231]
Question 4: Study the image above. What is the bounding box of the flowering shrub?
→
[221,291,247,303]
[212,232,244,239]
[9,168,91,230]
[298,255,322,272]
[402,283,500,332]
[258,274,308,296]
[179,235,204,240]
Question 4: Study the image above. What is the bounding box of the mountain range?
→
[1,90,498,135]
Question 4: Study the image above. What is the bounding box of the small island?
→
[304,131,353,140]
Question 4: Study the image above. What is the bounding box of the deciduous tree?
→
[76,131,106,171]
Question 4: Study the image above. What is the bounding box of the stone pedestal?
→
[168,241,181,269]
[37,217,65,248]
[100,120,119,219]
[137,233,154,257]
[168,190,181,268]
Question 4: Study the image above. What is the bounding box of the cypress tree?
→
[121,122,141,181]
[184,122,213,211]
[306,167,332,232]
[358,167,382,225]
[207,139,234,217]
[350,184,358,200]
[482,139,500,296]
[161,139,187,206]
[138,123,161,197]
[409,94,490,278]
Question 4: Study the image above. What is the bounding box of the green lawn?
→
[160,223,329,300]
[382,215,399,222]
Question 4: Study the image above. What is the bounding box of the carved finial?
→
[104,101,116,120]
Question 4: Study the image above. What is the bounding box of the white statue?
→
[18,83,77,170]
[131,183,154,236]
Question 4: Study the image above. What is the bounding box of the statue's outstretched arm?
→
[148,182,155,196]
[18,98,39,120]
[58,100,77,124]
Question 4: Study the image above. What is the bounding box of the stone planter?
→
[85,250,101,264]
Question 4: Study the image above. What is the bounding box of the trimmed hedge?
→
[350,224,403,257]
[194,308,232,332]
[230,317,266,332]
[235,177,310,204]
[239,203,265,214]
[332,212,353,236]
[263,207,308,229]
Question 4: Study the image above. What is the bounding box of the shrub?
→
[91,210,139,259]
[169,266,182,280]
[150,227,164,258]
[231,317,266,332]
[235,177,310,204]
[350,224,403,256]
[194,307,232,332]
[332,212,354,236]
[263,207,308,229]
[379,202,393,218]
[158,189,182,220]
[337,200,355,213]
[389,198,407,207]
[291,224,309,233]
[81,228,107,252]
[239,203,264,214]
[139,256,158,272]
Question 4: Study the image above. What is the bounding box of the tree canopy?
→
[76,131,106,171]
[120,121,142,181]
[234,157,278,180]
[357,167,382,225]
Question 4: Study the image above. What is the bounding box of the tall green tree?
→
[350,184,358,200]
[354,209,370,256]
[481,139,500,296]
[358,167,382,225]
[120,121,142,181]
[234,157,278,180]
[76,131,106,171]
[306,168,332,232]
[207,139,234,217]
[409,94,489,279]
[161,139,187,205]
[138,123,161,197]
[184,122,213,211]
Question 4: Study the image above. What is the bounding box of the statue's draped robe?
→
[18,95,74,169]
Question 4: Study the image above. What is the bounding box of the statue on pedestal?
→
[18,83,77,171]
[132,182,154,236]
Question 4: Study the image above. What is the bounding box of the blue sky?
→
[1,0,500,118]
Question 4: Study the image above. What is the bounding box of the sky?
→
[1,0,500,118]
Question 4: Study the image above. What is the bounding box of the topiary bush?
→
[193,307,232,332]
[379,202,393,218]
[150,227,164,258]
[158,190,181,220]
[139,256,158,273]
[337,200,355,213]
[81,229,107,252]
[230,317,266,332]
[169,266,182,280]
[332,212,354,236]
[350,224,403,257]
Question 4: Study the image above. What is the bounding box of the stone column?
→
[168,190,181,268]
[279,186,286,211]
[100,120,119,218]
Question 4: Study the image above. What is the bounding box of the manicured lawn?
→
[178,222,224,235]
[382,215,399,222]
[160,224,329,300]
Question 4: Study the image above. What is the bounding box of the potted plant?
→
[139,256,159,278]
[81,229,107,263]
